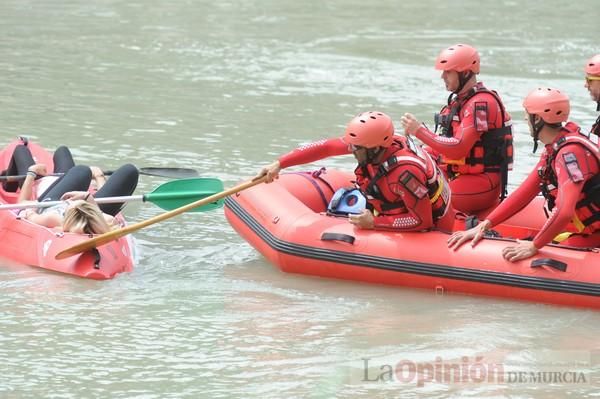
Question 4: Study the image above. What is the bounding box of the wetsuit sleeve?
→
[414,93,501,159]
[278,137,351,168]
[532,145,595,248]
[372,164,434,231]
[486,162,543,226]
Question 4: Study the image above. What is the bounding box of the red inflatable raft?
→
[225,168,600,309]
[0,139,134,279]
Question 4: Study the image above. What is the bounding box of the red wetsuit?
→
[278,136,452,231]
[485,123,600,249]
[415,82,513,214]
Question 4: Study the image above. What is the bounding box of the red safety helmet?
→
[435,44,480,74]
[585,54,600,76]
[523,87,570,124]
[343,111,394,148]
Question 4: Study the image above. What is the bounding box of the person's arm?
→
[406,93,503,160]
[448,162,542,250]
[257,137,351,182]
[501,145,597,262]
[278,137,351,168]
[532,145,593,248]
[23,211,63,228]
[413,122,479,160]
[18,164,47,203]
[485,164,543,226]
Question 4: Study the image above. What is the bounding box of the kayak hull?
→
[0,139,134,279]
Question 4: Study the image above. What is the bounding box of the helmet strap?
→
[530,114,545,153]
[365,147,385,165]
[455,71,474,95]
[596,101,599,112]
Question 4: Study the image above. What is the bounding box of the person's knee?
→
[118,163,139,187]
[53,146,76,173]
[68,165,92,181]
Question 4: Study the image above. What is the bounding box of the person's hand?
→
[349,209,375,229]
[28,164,47,177]
[61,191,90,201]
[400,113,421,136]
[447,220,492,250]
[256,161,281,183]
[502,240,538,262]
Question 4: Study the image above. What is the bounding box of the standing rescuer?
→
[448,88,600,262]
[401,44,513,215]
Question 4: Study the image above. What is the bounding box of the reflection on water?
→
[0,0,599,397]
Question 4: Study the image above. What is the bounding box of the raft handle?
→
[531,258,567,272]
[321,232,355,245]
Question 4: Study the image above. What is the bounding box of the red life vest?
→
[591,114,600,142]
[435,84,514,198]
[354,137,450,220]
[538,122,600,234]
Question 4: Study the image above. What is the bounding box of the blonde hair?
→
[62,200,111,235]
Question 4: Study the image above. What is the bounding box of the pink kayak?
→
[0,138,134,279]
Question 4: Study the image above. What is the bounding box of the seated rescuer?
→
[584,54,600,140]
[401,44,513,215]
[448,88,600,261]
[256,111,455,231]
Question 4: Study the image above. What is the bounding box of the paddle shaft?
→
[55,176,267,259]
[0,195,145,211]
[0,167,198,181]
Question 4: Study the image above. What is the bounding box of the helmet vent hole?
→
[349,133,357,137]
[370,116,376,120]
[556,111,562,115]
[544,108,551,113]
[359,119,366,123]
[383,136,389,141]
[440,60,447,64]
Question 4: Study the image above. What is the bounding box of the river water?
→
[0,0,598,397]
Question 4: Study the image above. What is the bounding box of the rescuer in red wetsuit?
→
[400,44,513,215]
[585,54,600,140]
[448,88,600,262]
[256,111,455,231]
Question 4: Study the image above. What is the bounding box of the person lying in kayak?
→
[448,88,600,261]
[4,143,138,216]
[17,162,139,233]
[256,111,455,231]
[400,44,513,215]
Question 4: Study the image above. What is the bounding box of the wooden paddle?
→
[55,176,267,260]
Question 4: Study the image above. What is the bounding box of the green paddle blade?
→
[145,177,225,212]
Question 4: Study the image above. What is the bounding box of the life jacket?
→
[538,122,600,234]
[354,137,451,220]
[434,83,514,199]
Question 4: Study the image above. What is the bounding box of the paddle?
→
[55,176,267,260]
[124,167,199,179]
[0,166,199,182]
[0,178,225,212]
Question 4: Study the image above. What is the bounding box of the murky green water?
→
[0,1,598,397]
